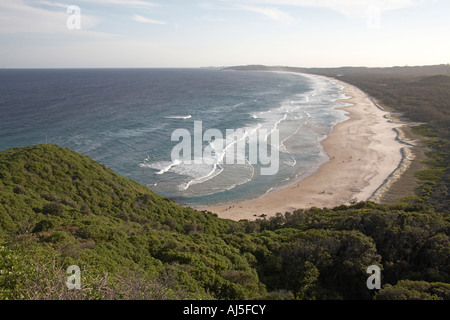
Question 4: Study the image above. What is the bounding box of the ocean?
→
[0,68,349,207]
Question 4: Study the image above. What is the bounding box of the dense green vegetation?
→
[1,65,449,300]
[1,144,448,300]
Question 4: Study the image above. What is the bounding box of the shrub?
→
[42,202,65,216]
[44,231,72,244]
[13,185,26,195]
[77,225,110,242]
[33,219,59,233]
[80,204,91,215]
[60,197,77,208]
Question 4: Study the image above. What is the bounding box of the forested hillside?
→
[0,144,449,300]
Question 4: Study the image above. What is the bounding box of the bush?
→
[42,202,65,216]
[13,185,26,195]
[44,231,73,244]
[77,225,110,242]
[33,219,59,233]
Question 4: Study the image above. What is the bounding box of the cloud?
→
[83,0,160,7]
[0,0,104,36]
[238,5,297,23]
[132,14,166,25]
[233,0,432,18]
[38,1,71,9]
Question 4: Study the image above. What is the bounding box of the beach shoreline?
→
[198,75,406,221]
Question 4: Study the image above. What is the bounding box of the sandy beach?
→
[200,76,405,221]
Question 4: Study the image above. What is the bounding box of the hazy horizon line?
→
[1,63,450,70]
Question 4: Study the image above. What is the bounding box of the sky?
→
[0,0,449,68]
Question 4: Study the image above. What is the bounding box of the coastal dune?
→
[202,77,405,221]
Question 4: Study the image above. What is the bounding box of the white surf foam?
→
[164,115,192,120]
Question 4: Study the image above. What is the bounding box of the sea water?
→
[0,68,349,207]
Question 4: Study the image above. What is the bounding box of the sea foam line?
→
[164,115,192,120]
[180,124,259,191]
[179,165,224,191]
[155,159,181,175]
